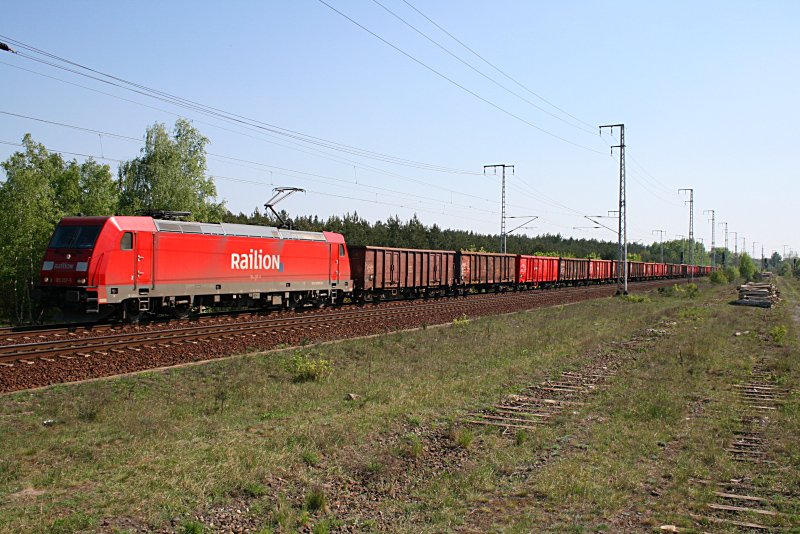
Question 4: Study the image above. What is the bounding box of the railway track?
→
[1,279,687,344]
[465,322,672,432]
[0,297,515,363]
[679,357,798,531]
[0,278,685,392]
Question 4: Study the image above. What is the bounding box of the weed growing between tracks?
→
[0,283,729,532]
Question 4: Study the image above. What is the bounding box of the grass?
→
[402,278,800,532]
[2,281,785,532]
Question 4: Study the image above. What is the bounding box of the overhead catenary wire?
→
[0,34,483,176]
[0,138,499,222]
[0,137,646,246]
[315,1,607,155]
[399,0,598,132]
[1,41,680,237]
[369,0,596,135]
[0,28,683,249]
[0,110,527,214]
[0,60,523,211]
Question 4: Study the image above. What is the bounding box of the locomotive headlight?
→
[43,277,50,283]
[42,261,54,271]
[76,262,88,272]
[77,278,87,284]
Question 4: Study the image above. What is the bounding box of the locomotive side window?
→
[339,244,345,257]
[120,232,133,250]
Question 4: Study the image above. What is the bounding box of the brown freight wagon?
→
[347,246,457,300]
[456,251,516,291]
[558,258,590,285]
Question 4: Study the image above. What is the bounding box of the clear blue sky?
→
[2,1,798,258]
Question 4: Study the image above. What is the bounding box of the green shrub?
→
[658,283,698,298]
[452,313,470,327]
[684,283,699,298]
[268,496,295,530]
[770,325,788,345]
[286,351,333,382]
[723,266,738,282]
[405,414,422,427]
[657,285,677,297]
[365,458,384,474]
[181,520,205,534]
[305,486,327,512]
[399,433,423,458]
[739,253,757,281]
[449,427,475,448]
[241,481,267,498]
[302,449,321,467]
[709,270,728,284]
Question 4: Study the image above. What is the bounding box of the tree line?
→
[0,119,753,323]
[0,119,220,322]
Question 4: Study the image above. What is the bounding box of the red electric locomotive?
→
[39,216,351,319]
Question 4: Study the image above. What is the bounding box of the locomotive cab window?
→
[339,244,345,257]
[120,232,133,250]
[48,225,102,249]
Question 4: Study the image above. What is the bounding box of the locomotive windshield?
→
[49,225,102,249]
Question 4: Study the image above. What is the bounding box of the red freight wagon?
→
[457,251,516,289]
[559,258,589,285]
[39,216,351,319]
[347,246,456,300]
[589,259,615,283]
[627,261,644,280]
[515,255,559,287]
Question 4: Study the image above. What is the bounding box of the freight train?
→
[38,216,711,320]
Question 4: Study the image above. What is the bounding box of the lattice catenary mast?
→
[483,164,514,253]
[599,124,627,294]
[719,221,728,266]
[679,188,694,281]
[704,209,716,268]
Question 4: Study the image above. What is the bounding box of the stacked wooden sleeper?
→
[734,282,780,308]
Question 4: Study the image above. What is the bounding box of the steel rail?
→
[0,279,684,365]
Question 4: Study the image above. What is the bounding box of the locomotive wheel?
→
[170,303,192,319]
[124,299,142,323]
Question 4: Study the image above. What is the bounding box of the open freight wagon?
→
[456,251,516,291]
[347,245,457,300]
